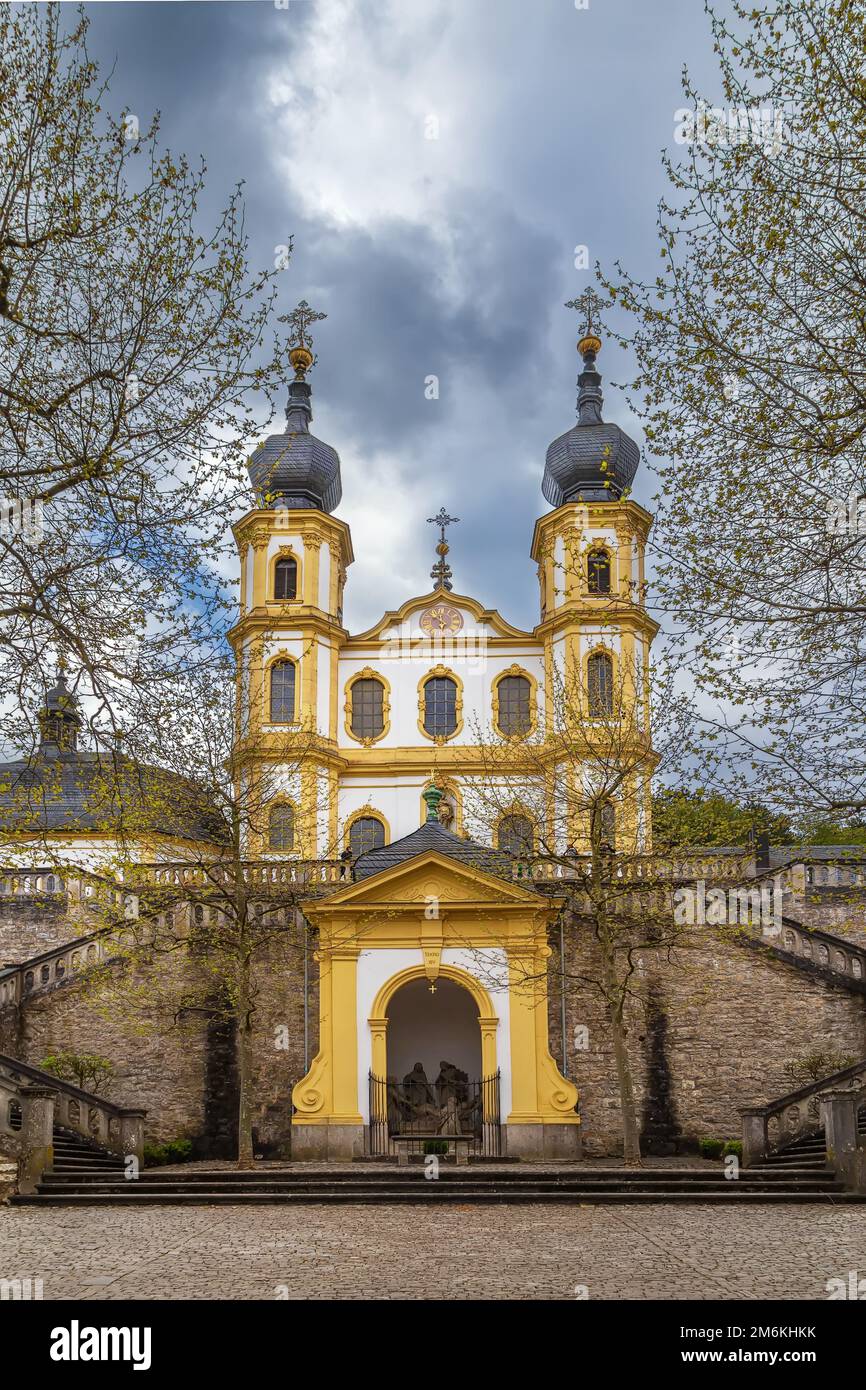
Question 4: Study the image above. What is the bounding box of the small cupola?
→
[38,660,82,755]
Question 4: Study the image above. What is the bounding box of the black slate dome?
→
[247,378,342,513]
[542,337,640,507]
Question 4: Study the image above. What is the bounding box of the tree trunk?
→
[236,949,254,1169]
[599,926,642,1166]
[609,993,641,1166]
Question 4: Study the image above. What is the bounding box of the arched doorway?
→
[386,976,481,1082]
[367,966,501,1157]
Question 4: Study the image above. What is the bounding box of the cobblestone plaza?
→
[3,1201,865,1301]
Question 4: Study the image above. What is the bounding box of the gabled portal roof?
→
[352,820,516,883]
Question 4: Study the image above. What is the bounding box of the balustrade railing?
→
[124,858,350,892]
[512,852,753,885]
[775,918,866,988]
[0,930,118,1009]
[740,1057,866,1166]
[0,1052,145,1160]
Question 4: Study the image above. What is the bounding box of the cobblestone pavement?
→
[2,1202,865,1299]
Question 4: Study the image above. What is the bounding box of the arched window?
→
[270,660,296,723]
[587,549,611,594]
[588,651,613,716]
[496,675,532,735]
[350,677,385,740]
[498,814,534,857]
[274,557,298,600]
[423,676,457,737]
[349,815,385,857]
[269,803,295,851]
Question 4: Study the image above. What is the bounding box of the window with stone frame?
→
[587,548,611,594]
[274,556,298,600]
[600,800,616,848]
[349,815,385,857]
[587,651,613,716]
[270,660,296,723]
[350,677,385,739]
[423,676,457,737]
[269,802,295,851]
[496,674,532,735]
[497,813,534,857]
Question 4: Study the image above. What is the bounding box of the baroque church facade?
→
[2,306,866,1170]
[228,309,653,1159]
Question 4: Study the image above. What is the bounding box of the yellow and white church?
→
[228,302,657,1160]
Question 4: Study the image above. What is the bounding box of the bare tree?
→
[0,4,294,734]
[35,650,344,1168]
[465,647,717,1164]
[603,0,866,823]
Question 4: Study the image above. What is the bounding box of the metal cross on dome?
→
[281,299,327,349]
[565,286,604,338]
[427,509,459,591]
[427,508,460,543]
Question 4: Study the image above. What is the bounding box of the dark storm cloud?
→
[79,0,719,629]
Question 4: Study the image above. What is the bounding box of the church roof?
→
[352,820,518,883]
[0,751,227,843]
[542,334,640,507]
[247,379,342,512]
[247,302,342,513]
[0,671,226,844]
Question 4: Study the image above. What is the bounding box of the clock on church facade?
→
[419,602,464,636]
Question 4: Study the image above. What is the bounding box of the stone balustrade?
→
[0,869,66,897]
[125,858,348,892]
[820,1087,866,1192]
[0,1051,145,1192]
[805,861,866,889]
[512,852,753,885]
[0,866,128,909]
[775,918,866,989]
[0,929,117,1009]
[740,1057,866,1166]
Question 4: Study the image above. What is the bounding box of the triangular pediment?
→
[303,849,551,911]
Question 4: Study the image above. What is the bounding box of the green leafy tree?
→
[652,789,793,848]
[603,0,866,822]
[40,1050,114,1095]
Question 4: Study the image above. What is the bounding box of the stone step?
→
[34,1183,846,1200]
[36,1168,844,1186]
[14,1188,864,1206]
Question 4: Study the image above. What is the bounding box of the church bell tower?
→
[230,302,353,857]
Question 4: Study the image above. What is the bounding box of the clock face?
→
[420,603,464,636]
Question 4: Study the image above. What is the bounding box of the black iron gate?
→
[367,1069,501,1157]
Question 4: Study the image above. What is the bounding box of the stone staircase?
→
[12,1159,865,1205]
[757,1103,866,1172]
[51,1125,126,1175]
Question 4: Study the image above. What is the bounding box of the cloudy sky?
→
[82,0,720,632]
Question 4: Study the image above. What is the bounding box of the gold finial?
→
[280,299,327,380]
[427,508,459,590]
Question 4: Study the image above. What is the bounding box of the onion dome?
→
[247,300,342,512]
[542,296,640,507]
